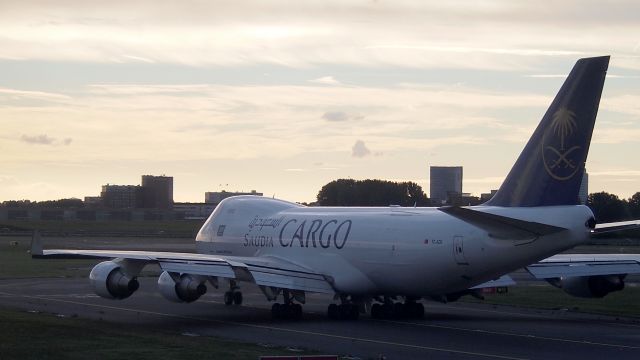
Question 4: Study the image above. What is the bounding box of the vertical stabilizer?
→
[486,56,609,207]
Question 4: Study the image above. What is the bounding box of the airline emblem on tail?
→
[543,107,582,181]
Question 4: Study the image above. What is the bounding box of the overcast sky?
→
[1,0,639,203]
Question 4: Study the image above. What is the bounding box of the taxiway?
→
[1,277,639,359]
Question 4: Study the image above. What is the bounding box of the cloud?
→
[322,111,349,122]
[310,76,340,85]
[321,111,364,122]
[21,134,55,145]
[20,134,72,146]
[352,140,371,158]
[2,1,640,70]
[0,87,70,101]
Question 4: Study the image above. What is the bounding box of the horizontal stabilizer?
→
[593,220,640,235]
[470,275,516,289]
[439,206,567,240]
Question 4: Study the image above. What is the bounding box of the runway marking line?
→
[369,318,640,350]
[436,303,640,329]
[0,291,526,360]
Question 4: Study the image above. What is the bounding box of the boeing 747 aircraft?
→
[33,56,640,320]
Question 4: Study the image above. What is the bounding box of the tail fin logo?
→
[542,107,582,181]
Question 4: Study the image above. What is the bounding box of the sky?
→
[1,0,639,204]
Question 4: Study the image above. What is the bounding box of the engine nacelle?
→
[89,261,140,300]
[560,275,625,298]
[158,271,207,303]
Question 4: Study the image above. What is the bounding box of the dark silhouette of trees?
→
[587,192,629,222]
[1,198,84,209]
[628,192,640,218]
[316,179,430,206]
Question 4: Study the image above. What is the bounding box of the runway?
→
[1,277,639,359]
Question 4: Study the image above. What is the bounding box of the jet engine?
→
[157,271,207,303]
[89,261,140,300]
[559,275,625,298]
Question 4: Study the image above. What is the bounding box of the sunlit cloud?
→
[1,1,639,69]
[310,76,341,85]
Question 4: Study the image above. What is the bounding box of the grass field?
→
[0,241,95,279]
[464,285,640,318]
[0,308,317,360]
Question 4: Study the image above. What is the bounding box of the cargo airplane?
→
[33,56,640,320]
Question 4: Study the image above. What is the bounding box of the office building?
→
[205,190,263,205]
[141,175,173,209]
[100,185,142,209]
[430,166,463,205]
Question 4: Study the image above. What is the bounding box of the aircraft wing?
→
[526,254,640,279]
[525,219,640,279]
[32,238,335,294]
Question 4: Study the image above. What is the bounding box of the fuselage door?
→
[453,235,468,265]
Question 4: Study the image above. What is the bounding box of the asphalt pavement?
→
[1,277,639,360]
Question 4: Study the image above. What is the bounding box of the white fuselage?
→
[195,196,593,296]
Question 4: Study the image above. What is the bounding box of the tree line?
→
[316,179,640,222]
[1,198,84,209]
[316,179,430,207]
[2,182,639,224]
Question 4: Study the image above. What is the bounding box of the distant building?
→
[173,202,217,220]
[84,196,102,207]
[141,175,173,209]
[430,166,463,205]
[100,185,142,209]
[205,190,263,205]
[480,190,498,203]
[578,169,589,205]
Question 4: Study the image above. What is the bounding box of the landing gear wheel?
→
[233,291,243,305]
[405,302,424,318]
[371,303,381,319]
[328,303,359,320]
[271,303,303,320]
[415,302,425,318]
[348,304,359,320]
[223,291,233,306]
[393,302,405,318]
[293,303,303,320]
[271,303,281,318]
[327,303,339,319]
[381,303,393,319]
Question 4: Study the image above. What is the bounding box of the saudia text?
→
[243,218,352,249]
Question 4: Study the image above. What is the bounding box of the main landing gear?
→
[370,298,424,319]
[327,303,359,320]
[271,289,303,320]
[223,280,243,306]
[327,295,360,320]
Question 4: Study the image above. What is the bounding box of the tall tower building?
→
[141,175,173,209]
[430,166,463,205]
